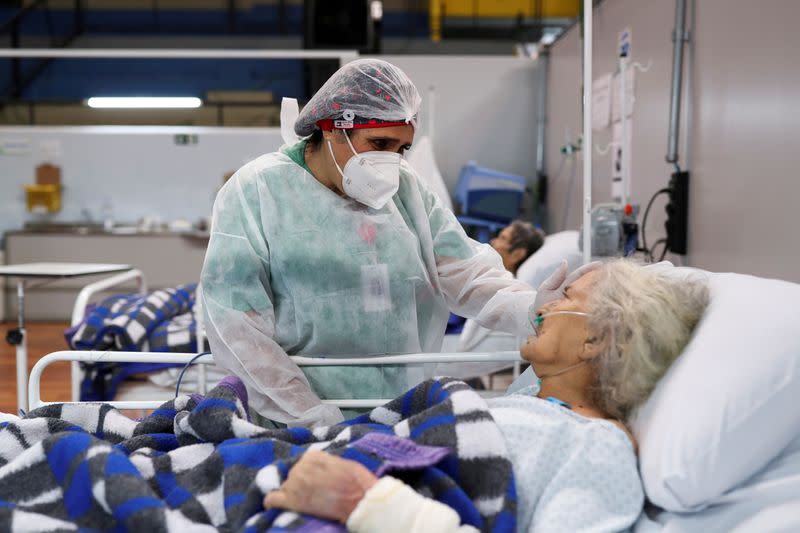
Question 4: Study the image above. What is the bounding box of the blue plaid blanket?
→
[0,377,516,533]
[65,283,200,401]
[67,283,199,352]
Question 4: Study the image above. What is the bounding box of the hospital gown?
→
[201,140,536,427]
[344,386,643,532]
[487,387,644,532]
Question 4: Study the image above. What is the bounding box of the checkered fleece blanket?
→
[65,284,201,401]
[0,377,516,533]
[67,283,199,353]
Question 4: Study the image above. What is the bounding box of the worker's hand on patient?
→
[532,260,601,317]
[263,451,379,523]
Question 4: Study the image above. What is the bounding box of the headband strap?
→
[316,118,411,131]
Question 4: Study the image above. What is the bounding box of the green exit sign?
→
[174,134,198,145]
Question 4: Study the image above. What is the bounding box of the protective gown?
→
[201,140,537,427]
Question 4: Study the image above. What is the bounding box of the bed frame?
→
[30,350,523,411]
[69,271,208,401]
[69,274,521,405]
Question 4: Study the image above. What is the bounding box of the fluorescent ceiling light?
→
[87,97,202,109]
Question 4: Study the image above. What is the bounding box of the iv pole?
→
[581,0,593,263]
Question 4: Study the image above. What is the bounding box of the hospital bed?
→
[70,255,544,403]
[68,270,211,402]
[56,262,798,533]
[59,263,800,533]
[31,350,522,411]
[28,254,800,533]
[68,274,522,404]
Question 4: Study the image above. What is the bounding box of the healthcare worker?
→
[201,59,580,428]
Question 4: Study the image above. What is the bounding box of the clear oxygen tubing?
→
[531,310,589,336]
[529,309,591,387]
[536,360,589,387]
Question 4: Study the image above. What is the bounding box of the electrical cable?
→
[658,240,670,261]
[650,238,668,263]
[641,187,671,255]
[175,351,212,398]
[635,246,652,261]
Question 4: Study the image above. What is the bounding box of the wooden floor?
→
[0,321,71,414]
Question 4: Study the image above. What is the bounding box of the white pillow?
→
[631,270,800,512]
[516,230,582,288]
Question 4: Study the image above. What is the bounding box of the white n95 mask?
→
[327,130,401,210]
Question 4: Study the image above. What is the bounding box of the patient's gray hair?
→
[586,260,710,421]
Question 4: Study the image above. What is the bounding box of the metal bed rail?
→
[68,274,213,402]
[30,350,523,411]
[69,269,148,402]
[70,269,148,327]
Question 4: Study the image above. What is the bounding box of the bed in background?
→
[66,271,213,402]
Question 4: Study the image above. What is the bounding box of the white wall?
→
[378,55,541,203]
[545,0,800,282]
[0,55,543,246]
[1,56,543,242]
[0,126,283,242]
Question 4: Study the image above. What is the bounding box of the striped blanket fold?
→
[0,377,516,533]
[67,283,199,353]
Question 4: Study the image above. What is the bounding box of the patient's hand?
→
[263,451,379,523]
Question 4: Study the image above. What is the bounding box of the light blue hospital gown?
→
[487,387,644,532]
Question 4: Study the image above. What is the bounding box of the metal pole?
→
[74,0,84,35]
[227,0,236,34]
[684,0,695,172]
[535,51,549,226]
[30,350,522,410]
[535,51,548,177]
[429,0,441,42]
[581,0,593,264]
[620,56,630,204]
[278,0,286,34]
[666,0,687,166]
[11,18,21,99]
[0,49,360,60]
[16,280,27,413]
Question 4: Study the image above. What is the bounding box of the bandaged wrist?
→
[346,476,469,533]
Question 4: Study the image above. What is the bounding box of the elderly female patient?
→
[263,260,710,532]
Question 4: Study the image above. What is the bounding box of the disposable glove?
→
[532,260,602,317]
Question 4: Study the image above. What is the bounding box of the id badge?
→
[361,263,392,312]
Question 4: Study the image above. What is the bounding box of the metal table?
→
[0,262,132,413]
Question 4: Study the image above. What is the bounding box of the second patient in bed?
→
[264,259,710,532]
[490,221,546,275]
